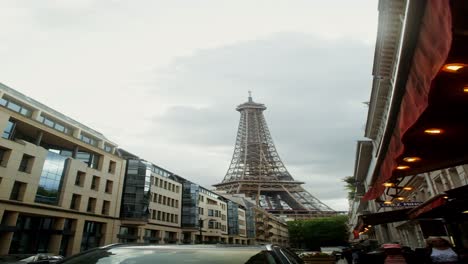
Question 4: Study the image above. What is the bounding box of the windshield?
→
[61,247,278,264]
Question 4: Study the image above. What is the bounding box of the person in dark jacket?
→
[342,247,353,264]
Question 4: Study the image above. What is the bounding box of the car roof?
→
[101,243,277,251]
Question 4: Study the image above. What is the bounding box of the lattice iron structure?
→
[214,94,336,219]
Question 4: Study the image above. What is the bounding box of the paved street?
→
[335,259,348,264]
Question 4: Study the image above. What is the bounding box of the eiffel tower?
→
[214,93,336,219]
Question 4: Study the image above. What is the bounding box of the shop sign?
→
[379,202,422,208]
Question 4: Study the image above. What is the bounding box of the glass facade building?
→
[120,159,151,220]
[227,201,239,235]
[35,151,69,205]
[181,182,200,229]
[245,204,256,239]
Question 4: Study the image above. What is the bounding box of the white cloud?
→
[0,0,378,211]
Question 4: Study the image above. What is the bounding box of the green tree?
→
[287,215,349,250]
[343,176,356,200]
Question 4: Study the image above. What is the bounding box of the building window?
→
[81,221,103,251]
[157,211,161,220]
[87,197,96,213]
[38,115,71,135]
[76,151,101,170]
[91,176,100,191]
[118,226,137,243]
[2,120,15,139]
[176,186,179,193]
[0,98,32,117]
[70,194,81,210]
[10,181,26,201]
[105,180,113,194]
[208,209,214,216]
[75,171,85,187]
[0,146,11,167]
[108,160,116,174]
[35,152,68,205]
[80,133,97,146]
[208,220,215,229]
[207,198,217,205]
[18,154,34,173]
[102,200,110,215]
[104,144,113,153]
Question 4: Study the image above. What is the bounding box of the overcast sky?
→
[0,0,377,211]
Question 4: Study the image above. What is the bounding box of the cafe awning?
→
[364,0,468,200]
[409,185,468,220]
[355,208,411,232]
[408,194,448,219]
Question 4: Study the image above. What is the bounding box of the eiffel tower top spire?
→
[237,92,266,112]
[214,96,335,219]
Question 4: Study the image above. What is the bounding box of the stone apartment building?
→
[115,150,183,245]
[217,192,289,246]
[0,83,289,256]
[0,83,125,256]
[349,0,468,250]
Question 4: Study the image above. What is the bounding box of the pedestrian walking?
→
[426,237,459,264]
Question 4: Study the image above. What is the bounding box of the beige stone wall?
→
[238,208,246,238]
[253,207,289,246]
[0,93,125,256]
[148,174,182,228]
[198,191,228,241]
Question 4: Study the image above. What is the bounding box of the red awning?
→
[354,208,411,232]
[364,0,468,200]
[408,195,448,219]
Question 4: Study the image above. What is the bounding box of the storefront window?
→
[81,221,103,251]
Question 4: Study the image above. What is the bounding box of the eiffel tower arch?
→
[214,93,336,220]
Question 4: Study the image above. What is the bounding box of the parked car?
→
[56,244,303,264]
[0,254,63,264]
[18,254,63,264]
[320,246,345,260]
